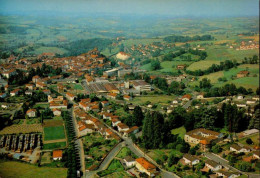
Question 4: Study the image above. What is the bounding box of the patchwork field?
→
[0,161,67,178]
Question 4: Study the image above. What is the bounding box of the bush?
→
[246,138,253,145]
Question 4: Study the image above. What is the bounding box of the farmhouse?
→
[26,109,37,118]
[237,70,249,78]
[135,157,158,177]
[53,150,63,160]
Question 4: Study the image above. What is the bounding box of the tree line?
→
[163,35,214,43]
[186,59,238,76]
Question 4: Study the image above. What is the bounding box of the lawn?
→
[0,160,67,178]
[33,103,49,109]
[116,147,137,159]
[97,159,124,177]
[238,133,259,148]
[131,95,176,106]
[43,142,67,150]
[44,126,66,141]
[171,126,186,139]
[73,84,84,90]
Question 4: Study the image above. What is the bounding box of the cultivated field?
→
[44,126,66,141]
[0,161,67,178]
[0,124,43,135]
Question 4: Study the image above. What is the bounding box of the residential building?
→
[53,150,63,160]
[26,109,37,118]
[182,154,200,166]
[135,157,158,177]
[123,156,136,167]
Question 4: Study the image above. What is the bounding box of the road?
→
[203,152,259,178]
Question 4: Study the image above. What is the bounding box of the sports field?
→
[44,126,66,141]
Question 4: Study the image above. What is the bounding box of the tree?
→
[151,59,161,70]
[132,106,144,126]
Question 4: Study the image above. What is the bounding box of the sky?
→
[0,0,259,17]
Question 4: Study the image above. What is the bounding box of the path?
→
[43,138,67,144]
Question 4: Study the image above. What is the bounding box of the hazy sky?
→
[0,0,259,17]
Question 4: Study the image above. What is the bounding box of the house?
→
[66,92,76,101]
[246,99,256,105]
[2,69,16,78]
[78,121,95,135]
[237,95,244,100]
[36,82,46,89]
[26,109,37,117]
[135,157,158,177]
[53,150,63,160]
[200,139,211,151]
[197,93,204,99]
[107,93,117,99]
[252,96,259,101]
[52,108,61,116]
[182,154,200,166]
[252,151,260,159]
[111,118,121,127]
[101,101,109,107]
[230,144,251,153]
[43,89,51,95]
[123,126,139,137]
[184,128,220,145]
[117,123,129,133]
[123,156,136,167]
[0,93,7,98]
[103,112,113,120]
[182,94,192,101]
[10,89,20,96]
[25,90,33,95]
[32,75,41,83]
[205,159,222,171]
[123,95,132,101]
[25,84,34,90]
[216,170,240,178]
[237,70,249,78]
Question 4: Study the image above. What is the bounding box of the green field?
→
[73,84,84,90]
[171,126,186,139]
[43,142,67,150]
[132,95,176,105]
[186,60,220,71]
[116,147,137,159]
[44,126,66,141]
[0,161,67,178]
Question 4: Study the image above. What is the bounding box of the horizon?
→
[0,0,259,18]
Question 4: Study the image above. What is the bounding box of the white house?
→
[26,109,37,118]
[117,123,129,133]
[205,159,222,171]
[216,171,240,178]
[230,144,251,153]
[182,154,200,166]
[112,118,121,127]
[52,108,61,116]
[123,156,136,167]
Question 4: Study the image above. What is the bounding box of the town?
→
[0,0,259,178]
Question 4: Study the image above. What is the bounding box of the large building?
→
[135,157,158,177]
[132,80,151,92]
[184,128,220,146]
